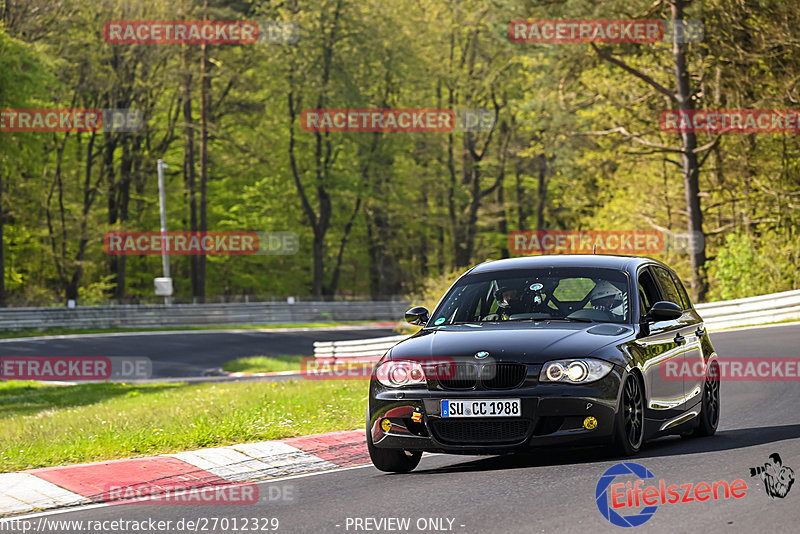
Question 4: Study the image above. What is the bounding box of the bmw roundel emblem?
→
[475,351,489,359]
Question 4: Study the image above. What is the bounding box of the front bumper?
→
[368,368,623,454]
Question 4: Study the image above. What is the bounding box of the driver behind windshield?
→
[495,286,524,318]
[491,281,552,319]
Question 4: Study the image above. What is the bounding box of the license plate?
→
[441,399,521,418]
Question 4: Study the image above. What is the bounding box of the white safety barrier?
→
[313,290,800,361]
[695,289,800,331]
[313,335,408,363]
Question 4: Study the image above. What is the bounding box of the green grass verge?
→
[222,356,306,373]
[0,379,368,472]
[0,321,387,339]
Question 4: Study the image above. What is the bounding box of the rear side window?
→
[652,267,684,309]
[670,272,692,309]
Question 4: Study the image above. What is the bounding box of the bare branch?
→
[696,136,721,168]
[591,44,678,102]
[635,214,671,233]
[579,126,683,152]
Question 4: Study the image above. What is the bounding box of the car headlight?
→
[539,358,613,384]
[375,361,426,388]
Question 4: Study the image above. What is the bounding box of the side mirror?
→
[405,306,430,326]
[645,301,682,322]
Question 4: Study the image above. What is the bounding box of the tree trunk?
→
[536,154,548,231]
[312,230,325,298]
[365,208,400,299]
[326,198,361,296]
[66,130,100,302]
[197,0,209,302]
[497,183,508,258]
[366,219,379,298]
[115,137,134,300]
[46,133,70,292]
[285,0,343,299]
[672,0,707,301]
[588,2,707,299]
[0,166,5,307]
[181,44,200,298]
[105,134,122,299]
[515,165,528,231]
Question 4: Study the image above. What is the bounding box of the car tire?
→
[682,360,720,438]
[366,422,422,473]
[609,373,645,457]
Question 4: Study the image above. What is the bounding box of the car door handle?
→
[695,327,705,337]
[674,334,686,345]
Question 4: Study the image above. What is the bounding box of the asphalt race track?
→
[0,327,397,378]
[7,323,800,533]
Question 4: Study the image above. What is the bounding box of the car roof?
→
[467,254,663,275]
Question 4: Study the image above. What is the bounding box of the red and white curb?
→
[0,430,368,516]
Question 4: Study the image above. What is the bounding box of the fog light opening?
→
[380,418,392,432]
[583,416,598,430]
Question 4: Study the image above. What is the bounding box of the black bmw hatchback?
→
[367,255,720,472]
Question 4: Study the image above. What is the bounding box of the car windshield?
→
[430,267,630,325]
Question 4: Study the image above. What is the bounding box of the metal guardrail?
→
[312,290,800,361]
[0,301,410,330]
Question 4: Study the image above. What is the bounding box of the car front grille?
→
[430,419,531,444]
[437,363,526,391]
[437,363,478,390]
[482,363,527,390]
